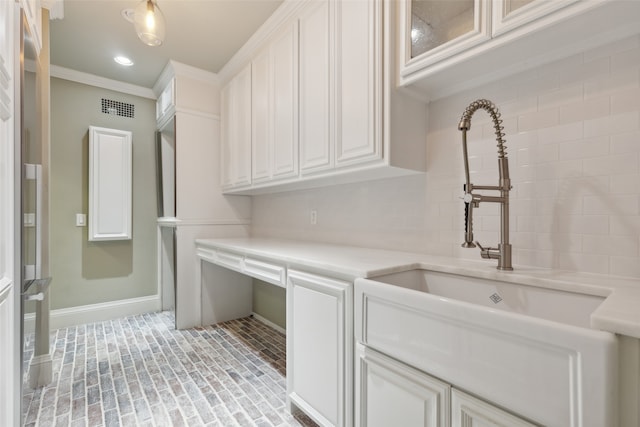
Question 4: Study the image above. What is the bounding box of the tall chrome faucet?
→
[458,99,513,271]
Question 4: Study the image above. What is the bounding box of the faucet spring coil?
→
[459,99,508,159]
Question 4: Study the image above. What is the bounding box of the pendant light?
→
[133,0,166,47]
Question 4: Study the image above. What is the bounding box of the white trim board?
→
[50,65,156,99]
[23,294,161,333]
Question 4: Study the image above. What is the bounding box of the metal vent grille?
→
[101,98,135,118]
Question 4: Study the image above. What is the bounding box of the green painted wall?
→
[253,280,286,330]
[49,78,157,310]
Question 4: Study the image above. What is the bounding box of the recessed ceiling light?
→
[114,56,134,66]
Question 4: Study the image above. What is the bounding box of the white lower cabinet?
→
[356,345,450,427]
[356,345,537,427]
[287,270,353,427]
[451,389,537,427]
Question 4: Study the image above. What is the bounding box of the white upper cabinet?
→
[399,0,640,100]
[156,77,175,127]
[491,0,578,37]
[334,0,382,168]
[299,0,332,175]
[221,0,428,195]
[221,63,252,190]
[400,0,490,78]
[251,21,299,184]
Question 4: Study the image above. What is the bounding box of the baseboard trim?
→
[24,295,162,333]
[251,312,286,335]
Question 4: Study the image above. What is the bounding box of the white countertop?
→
[195,237,640,339]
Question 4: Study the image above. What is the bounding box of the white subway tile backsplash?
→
[558,95,611,124]
[251,36,640,280]
[610,131,640,154]
[584,69,639,99]
[584,194,639,216]
[609,215,640,236]
[558,252,610,275]
[518,108,559,132]
[610,256,640,278]
[611,88,640,114]
[537,122,583,144]
[583,153,638,177]
[558,136,609,160]
[539,84,583,109]
[534,159,582,180]
[610,174,640,195]
[584,111,640,138]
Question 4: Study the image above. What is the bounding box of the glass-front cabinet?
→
[492,0,578,36]
[399,0,490,81]
[396,0,618,97]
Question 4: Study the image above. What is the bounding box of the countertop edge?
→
[195,237,640,339]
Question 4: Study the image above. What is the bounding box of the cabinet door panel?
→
[357,346,450,427]
[452,389,537,427]
[232,65,252,187]
[288,270,352,427]
[399,0,490,81]
[492,0,579,37]
[220,84,233,188]
[335,0,381,166]
[299,0,332,174]
[271,23,299,179]
[251,49,271,182]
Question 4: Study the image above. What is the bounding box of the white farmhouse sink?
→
[354,269,618,427]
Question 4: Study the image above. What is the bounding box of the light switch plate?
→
[24,213,35,227]
[76,213,86,227]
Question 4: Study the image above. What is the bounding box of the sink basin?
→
[370,269,605,328]
[355,269,617,427]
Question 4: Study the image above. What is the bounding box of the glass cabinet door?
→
[399,0,490,82]
[410,0,476,58]
[492,0,579,37]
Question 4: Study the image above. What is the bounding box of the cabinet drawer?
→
[243,257,285,287]
[214,250,244,273]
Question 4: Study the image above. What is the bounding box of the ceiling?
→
[50,0,282,89]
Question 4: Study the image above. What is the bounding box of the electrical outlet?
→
[310,210,317,225]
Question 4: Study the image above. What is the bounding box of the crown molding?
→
[50,65,156,99]
[153,60,220,97]
[42,0,64,19]
[217,0,312,84]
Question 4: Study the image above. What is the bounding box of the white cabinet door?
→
[299,0,332,174]
[251,22,298,183]
[287,270,352,427]
[451,389,537,427]
[221,64,252,189]
[334,0,382,167]
[398,0,490,87]
[356,345,450,427]
[491,0,579,37]
[88,126,132,241]
[251,48,271,182]
[271,22,298,180]
[156,77,175,127]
